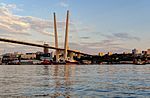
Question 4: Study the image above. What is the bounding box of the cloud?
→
[81,39,121,48]
[68,42,99,54]
[0,43,43,54]
[0,4,50,36]
[0,3,17,9]
[77,34,132,54]
[59,1,69,8]
[77,32,140,53]
[80,36,90,39]
[0,3,69,37]
[0,3,94,40]
[0,3,136,54]
[113,32,140,41]
[67,42,130,54]
[19,16,55,36]
[69,22,95,33]
[0,34,13,37]
[102,32,140,41]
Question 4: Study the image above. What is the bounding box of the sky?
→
[0,0,150,54]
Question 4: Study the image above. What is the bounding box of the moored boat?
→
[134,59,146,65]
[135,61,146,65]
[41,59,52,65]
[65,60,79,65]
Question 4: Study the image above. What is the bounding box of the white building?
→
[132,48,140,54]
[147,49,150,55]
[21,53,36,59]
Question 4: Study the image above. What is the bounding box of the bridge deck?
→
[0,38,91,56]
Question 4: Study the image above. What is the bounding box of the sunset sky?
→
[0,0,150,54]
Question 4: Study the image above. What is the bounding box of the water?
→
[0,65,150,98]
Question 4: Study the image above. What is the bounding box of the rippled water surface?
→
[0,64,150,98]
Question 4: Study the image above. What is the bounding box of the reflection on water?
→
[0,65,150,97]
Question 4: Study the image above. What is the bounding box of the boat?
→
[135,61,146,65]
[65,60,79,65]
[134,59,146,65]
[52,61,66,65]
[41,59,52,65]
[52,59,79,65]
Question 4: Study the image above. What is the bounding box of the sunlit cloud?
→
[0,3,70,37]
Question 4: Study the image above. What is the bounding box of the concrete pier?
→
[44,44,49,54]
[77,54,81,59]
[68,52,74,60]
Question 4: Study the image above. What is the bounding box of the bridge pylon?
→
[64,10,69,61]
[53,12,59,62]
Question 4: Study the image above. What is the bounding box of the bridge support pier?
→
[77,54,81,59]
[44,44,49,54]
[68,52,74,60]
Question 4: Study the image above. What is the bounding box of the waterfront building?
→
[98,52,104,56]
[132,48,140,54]
[2,53,18,64]
[123,52,130,54]
[36,51,53,61]
[40,53,53,61]
[147,49,150,55]
[36,51,44,60]
[108,52,112,56]
[0,55,2,64]
[142,51,147,55]
[21,53,36,60]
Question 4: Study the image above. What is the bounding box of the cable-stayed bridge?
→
[0,10,92,63]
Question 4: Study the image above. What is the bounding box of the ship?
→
[41,59,52,65]
[134,59,146,65]
[65,60,79,65]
